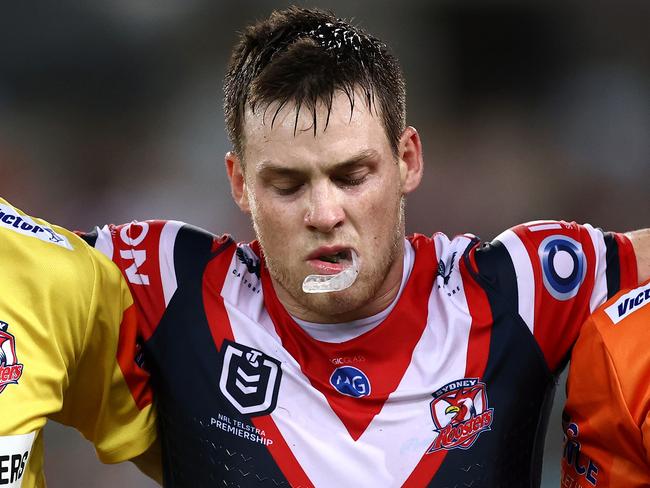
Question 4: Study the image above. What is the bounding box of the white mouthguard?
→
[302,250,359,294]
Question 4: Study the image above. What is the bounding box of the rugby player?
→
[8,6,644,487]
[0,198,161,486]
[76,8,650,486]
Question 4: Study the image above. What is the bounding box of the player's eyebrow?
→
[256,149,380,177]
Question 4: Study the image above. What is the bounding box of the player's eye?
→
[271,180,303,195]
[334,172,368,188]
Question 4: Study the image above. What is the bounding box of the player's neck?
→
[274,242,406,324]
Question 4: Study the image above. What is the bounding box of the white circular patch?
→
[552,250,575,279]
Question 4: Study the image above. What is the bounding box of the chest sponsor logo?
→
[0,322,23,395]
[605,282,650,324]
[538,235,586,301]
[0,431,35,487]
[0,204,71,250]
[330,366,371,398]
[218,340,282,417]
[427,378,494,453]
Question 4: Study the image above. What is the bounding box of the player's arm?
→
[52,245,158,469]
[626,228,650,283]
[132,437,163,485]
[562,285,650,486]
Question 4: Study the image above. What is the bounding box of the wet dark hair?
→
[223,7,406,158]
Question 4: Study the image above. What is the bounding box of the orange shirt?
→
[562,280,650,488]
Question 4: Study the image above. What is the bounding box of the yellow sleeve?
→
[51,245,157,464]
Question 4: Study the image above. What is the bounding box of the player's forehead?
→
[241,90,392,172]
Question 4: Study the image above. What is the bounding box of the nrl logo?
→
[426,378,493,453]
[218,340,282,417]
[0,321,24,394]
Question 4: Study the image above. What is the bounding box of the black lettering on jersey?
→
[0,450,28,484]
[0,455,7,484]
[218,340,281,417]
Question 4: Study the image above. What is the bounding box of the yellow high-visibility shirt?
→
[0,198,156,487]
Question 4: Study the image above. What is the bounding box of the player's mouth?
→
[307,247,354,275]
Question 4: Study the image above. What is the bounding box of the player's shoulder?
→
[575,280,650,379]
[493,219,599,249]
[85,219,223,253]
[593,280,650,335]
[409,232,478,260]
[0,198,103,274]
[0,198,124,323]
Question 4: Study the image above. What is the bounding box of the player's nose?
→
[304,181,345,233]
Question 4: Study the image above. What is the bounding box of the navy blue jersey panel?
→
[425,241,555,487]
[603,232,621,299]
[470,240,519,312]
[144,227,289,487]
[425,314,554,487]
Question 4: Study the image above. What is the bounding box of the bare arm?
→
[131,437,163,485]
[626,228,650,284]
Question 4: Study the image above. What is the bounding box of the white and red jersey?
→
[83,219,637,487]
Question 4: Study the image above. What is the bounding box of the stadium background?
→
[1,1,648,486]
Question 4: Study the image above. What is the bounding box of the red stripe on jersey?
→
[260,235,437,441]
[462,246,493,378]
[202,243,237,348]
[401,451,447,488]
[512,222,598,371]
[251,415,315,488]
[403,244,493,486]
[110,221,167,341]
[116,303,153,410]
[615,233,638,289]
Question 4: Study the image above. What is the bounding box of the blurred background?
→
[1,0,648,486]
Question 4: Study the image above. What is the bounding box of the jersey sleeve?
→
[81,220,187,341]
[80,220,231,341]
[469,220,637,372]
[50,243,157,463]
[561,285,650,487]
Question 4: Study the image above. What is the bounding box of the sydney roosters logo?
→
[426,378,493,453]
[0,321,24,394]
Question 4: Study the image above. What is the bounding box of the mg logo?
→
[218,340,282,416]
[330,366,371,398]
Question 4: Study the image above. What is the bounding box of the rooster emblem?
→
[427,378,494,453]
[0,321,24,395]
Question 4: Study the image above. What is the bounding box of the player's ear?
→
[397,126,424,194]
[225,152,250,213]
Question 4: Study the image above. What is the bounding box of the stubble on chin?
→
[254,207,404,322]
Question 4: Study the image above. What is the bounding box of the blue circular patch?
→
[538,235,586,301]
[330,366,371,398]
